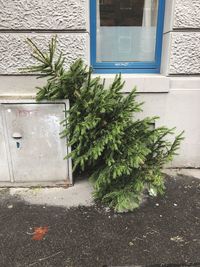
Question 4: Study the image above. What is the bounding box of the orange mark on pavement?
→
[32,226,48,240]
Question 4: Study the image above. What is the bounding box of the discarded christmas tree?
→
[23,37,184,212]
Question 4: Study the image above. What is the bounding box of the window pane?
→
[96,0,159,62]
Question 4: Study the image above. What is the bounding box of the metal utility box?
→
[0,100,72,186]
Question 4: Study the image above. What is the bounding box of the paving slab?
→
[9,179,94,208]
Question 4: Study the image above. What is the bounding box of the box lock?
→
[12,132,22,149]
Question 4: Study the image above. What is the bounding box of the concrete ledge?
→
[0,74,170,95]
[0,94,36,100]
[170,77,200,90]
[0,75,199,96]
[164,168,200,180]
[92,74,170,93]
[0,76,46,95]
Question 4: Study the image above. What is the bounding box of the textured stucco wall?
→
[0,0,88,75]
[0,33,88,74]
[0,0,200,75]
[174,0,200,28]
[169,32,200,75]
[163,0,200,75]
[0,0,86,30]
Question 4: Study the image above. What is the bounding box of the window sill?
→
[91,74,170,93]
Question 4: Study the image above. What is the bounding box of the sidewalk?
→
[0,174,199,267]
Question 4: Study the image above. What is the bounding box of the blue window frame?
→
[90,0,165,74]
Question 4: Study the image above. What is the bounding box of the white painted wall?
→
[137,88,200,168]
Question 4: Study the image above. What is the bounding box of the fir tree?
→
[22,37,184,212]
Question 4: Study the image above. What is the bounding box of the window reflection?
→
[96,0,159,62]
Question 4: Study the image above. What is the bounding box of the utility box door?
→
[0,106,10,181]
[3,103,70,183]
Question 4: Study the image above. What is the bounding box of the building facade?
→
[0,0,200,167]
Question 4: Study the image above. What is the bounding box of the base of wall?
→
[0,75,199,168]
[163,168,200,180]
[137,88,200,168]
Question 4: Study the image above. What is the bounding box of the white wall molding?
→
[92,74,170,93]
[163,0,176,33]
